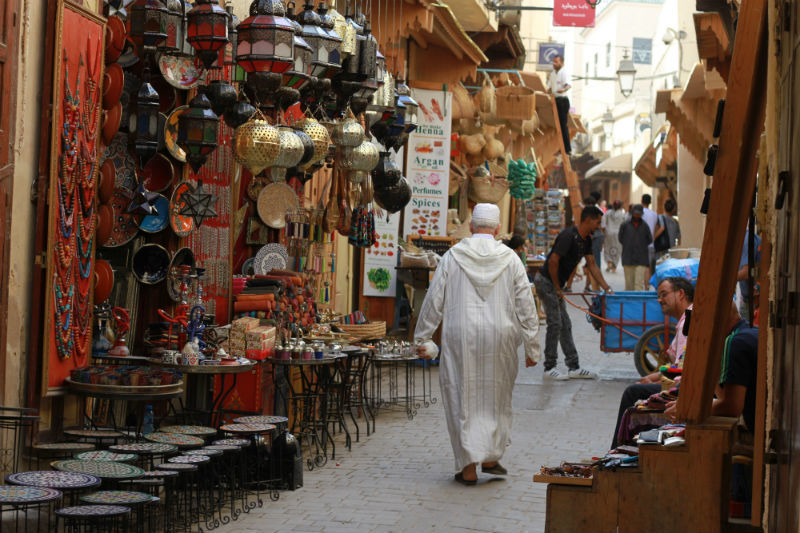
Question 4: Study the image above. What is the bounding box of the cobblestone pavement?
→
[224,269,641,532]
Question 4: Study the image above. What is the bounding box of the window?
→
[606,42,611,68]
[594,53,598,77]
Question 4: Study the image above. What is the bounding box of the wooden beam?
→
[677,0,768,424]
[751,238,770,527]
[550,97,581,219]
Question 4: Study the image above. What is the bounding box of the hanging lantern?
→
[128,0,169,54]
[236,0,295,75]
[206,80,238,116]
[268,126,305,181]
[341,140,379,180]
[161,0,183,53]
[224,99,257,129]
[282,2,313,90]
[359,20,377,80]
[129,78,161,165]
[396,81,419,133]
[233,116,281,175]
[333,116,364,147]
[186,0,230,70]
[224,5,239,66]
[327,3,352,57]
[178,92,220,173]
[339,3,363,81]
[295,117,330,169]
[298,1,341,79]
[178,0,195,57]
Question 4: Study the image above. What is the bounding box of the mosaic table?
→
[219,423,276,434]
[167,455,210,464]
[211,438,250,447]
[33,442,95,452]
[109,442,178,455]
[144,432,204,448]
[142,470,179,478]
[0,486,62,504]
[154,462,198,472]
[55,504,131,517]
[6,471,101,490]
[52,460,145,480]
[184,448,222,457]
[63,429,124,440]
[158,425,218,437]
[80,490,154,505]
[232,415,289,425]
[74,451,137,462]
[203,445,239,452]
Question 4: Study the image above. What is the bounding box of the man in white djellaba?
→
[414,203,541,485]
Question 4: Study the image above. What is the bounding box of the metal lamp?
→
[186,0,230,70]
[236,0,295,74]
[601,109,614,138]
[224,5,239,67]
[178,91,220,173]
[129,78,161,165]
[298,1,341,78]
[282,3,313,91]
[162,0,183,53]
[128,0,169,54]
[616,51,637,98]
[396,81,419,133]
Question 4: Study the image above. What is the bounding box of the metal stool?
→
[5,471,101,507]
[107,443,179,471]
[121,470,179,533]
[54,504,130,533]
[154,463,198,533]
[62,430,126,447]
[79,491,157,533]
[32,443,96,469]
[73,451,136,463]
[219,424,278,504]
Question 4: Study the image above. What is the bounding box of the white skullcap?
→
[472,203,501,227]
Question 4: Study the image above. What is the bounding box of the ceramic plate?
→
[131,243,170,285]
[117,39,139,68]
[103,133,138,190]
[138,153,174,192]
[96,203,114,248]
[103,187,140,248]
[98,159,116,204]
[254,243,288,275]
[241,257,255,276]
[169,181,195,237]
[103,63,124,110]
[165,106,188,163]
[137,194,169,234]
[157,53,207,90]
[93,259,114,304]
[105,16,126,64]
[102,101,122,146]
[257,182,299,229]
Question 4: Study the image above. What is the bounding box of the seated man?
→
[610,276,694,449]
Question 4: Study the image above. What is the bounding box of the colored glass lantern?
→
[359,20,377,80]
[128,0,169,53]
[396,81,419,133]
[236,0,295,74]
[178,92,220,173]
[162,0,183,53]
[129,79,161,165]
[186,0,230,70]
[297,1,341,79]
[224,5,239,66]
[282,2,312,90]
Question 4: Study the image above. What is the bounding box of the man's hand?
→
[605,287,614,294]
[664,400,679,422]
[556,288,564,300]
[525,357,538,368]
[638,373,659,384]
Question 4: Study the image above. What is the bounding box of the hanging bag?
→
[654,214,671,253]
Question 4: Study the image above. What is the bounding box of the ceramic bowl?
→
[103,63,124,110]
[132,244,171,285]
[98,159,116,204]
[93,259,115,304]
[137,194,170,234]
[138,153,174,192]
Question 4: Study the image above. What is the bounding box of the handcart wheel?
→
[633,324,677,376]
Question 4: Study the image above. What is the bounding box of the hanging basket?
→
[496,85,537,121]
[449,163,468,196]
[488,160,509,178]
[452,83,476,120]
[336,321,387,341]
[469,175,509,204]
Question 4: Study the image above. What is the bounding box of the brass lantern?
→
[128,0,169,54]
[129,79,161,165]
[178,92,220,173]
[186,0,230,70]
[236,0,295,75]
[233,117,280,175]
[327,4,353,57]
[268,126,305,181]
[162,0,183,53]
[298,1,341,79]
[359,20,377,80]
[282,2,313,91]
[296,117,330,169]
[339,4,363,80]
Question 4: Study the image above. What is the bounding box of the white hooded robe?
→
[414,236,540,471]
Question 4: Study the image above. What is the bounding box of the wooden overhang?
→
[472,24,526,70]
[634,124,678,189]
[655,63,726,163]
[694,11,733,83]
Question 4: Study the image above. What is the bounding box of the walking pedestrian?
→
[533,206,612,381]
[548,54,572,154]
[602,200,627,272]
[618,204,653,290]
[414,203,541,485]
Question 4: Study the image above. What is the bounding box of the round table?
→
[167,455,210,465]
[144,432,204,448]
[219,423,276,434]
[51,460,145,480]
[212,438,250,447]
[33,442,95,452]
[0,485,62,530]
[54,504,132,530]
[6,471,101,490]
[109,442,178,454]
[80,490,153,505]
[159,425,218,437]
[74,451,137,462]
[63,429,124,440]
[232,415,288,425]
[184,448,222,457]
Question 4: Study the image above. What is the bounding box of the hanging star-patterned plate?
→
[179,181,217,228]
[170,181,196,237]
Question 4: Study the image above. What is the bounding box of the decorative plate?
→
[144,432,204,447]
[211,439,250,447]
[131,243,170,285]
[33,442,95,452]
[6,471,101,489]
[159,425,218,437]
[102,101,123,146]
[52,460,145,479]
[167,455,209,464]
[165,106,188,163]
[157,53,207,90]
[154,462,197,471]
[74,451,137,462]
[138,153,174,193]
[80,490,153,505]
[105,16,126,64]
[63,429,124,439]
[103,186,140,248]
[103,133,138,190]
[109,443,178,455]
[233,415,289,425]
[241,257,255,276]
[254,243,289,275]
[257,183,299,229]
[137,194,170,234]
[219,423,276,434]
[117,38,139,68]
[98,159,116,204]
[0,486,62,504]
[184,448,222,457]
[142,470,179,477]
[55,505,131,517]
[170,181,195,237]
[96,203,114,248]
[103,63,124,110]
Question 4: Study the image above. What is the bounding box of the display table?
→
[369,353,435,421]
[0,486,62,533]
[51,460,145,481]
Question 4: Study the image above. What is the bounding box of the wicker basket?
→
[469,176,509,204]
[449,163,468,196]
[337,321,386,340]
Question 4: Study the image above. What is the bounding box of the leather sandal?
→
[481,463,508,476]
[454,472,477,485]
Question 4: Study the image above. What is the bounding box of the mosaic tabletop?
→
[63,429,124,439]
[6,471,101,489]
[0,486,62,504]
[154,462,198,471]
[233,415,289,425]
[33,442,95,452]
[80,490,154,505]
[55,505,131,517]
[167,455,210,464]
[219,423,275,434]
[52,460,145,479]
[142,470,179,478]
[109,442,178,455]
[74,451,137,462]
[144,432,204,447]
[211,438,250,447]
[203,445,239,452]
[184,448,222,457]
[158,425,218,437]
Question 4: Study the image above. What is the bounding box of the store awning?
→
[635,125,678,188]
[585,153,632,180]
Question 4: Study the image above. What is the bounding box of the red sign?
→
[553,0,596,28]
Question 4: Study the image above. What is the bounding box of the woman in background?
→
[602,200,627,273]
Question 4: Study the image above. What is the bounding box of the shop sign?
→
[537,42,566,71]
[403,89,452,239]
[553,0,596,28]
[363,214,401,297]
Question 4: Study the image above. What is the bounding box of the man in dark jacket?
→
[618,204,652,290]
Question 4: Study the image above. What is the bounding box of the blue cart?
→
[588,291,677,376]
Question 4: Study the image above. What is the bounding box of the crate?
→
[495,85,536,121]
[600,291,675,352]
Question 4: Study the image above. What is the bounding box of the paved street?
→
[225,269,639,533]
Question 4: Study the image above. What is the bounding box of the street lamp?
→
[616,50,636,98]
[601,109,614,138]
